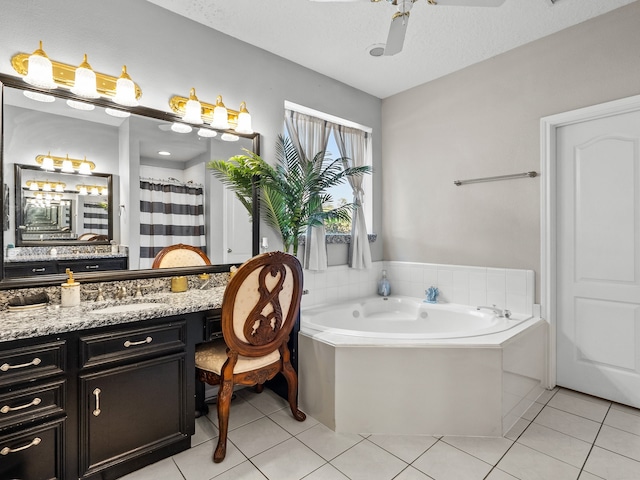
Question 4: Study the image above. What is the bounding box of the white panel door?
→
[557,110,640,408]
[223,188,253,264]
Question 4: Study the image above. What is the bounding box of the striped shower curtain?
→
[83,201,108,235]
[139,178,206,269]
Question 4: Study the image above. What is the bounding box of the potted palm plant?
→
[207,135,371,255]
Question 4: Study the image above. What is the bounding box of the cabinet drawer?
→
[0,417,65,480]
[204,313,222,341]
[0,340,66,388]
[0,379,65,430]
[4,262,57,278]
[58,258,127,272]
[79,321,187,369]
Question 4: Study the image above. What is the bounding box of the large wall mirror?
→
[0,74,260,288]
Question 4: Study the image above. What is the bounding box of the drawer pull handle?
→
[85,265,100,269]
[1,437,42,455]
[0,357,42,372]
[0,397,42,414]
[32,267,46,272]
[93,388,101,416]
[123,336,152,348]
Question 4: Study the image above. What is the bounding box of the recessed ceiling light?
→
[367,44,386,57]
[158,151,171,156]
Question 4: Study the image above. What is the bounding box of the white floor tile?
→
[521,402,545,421]
[302,463,350,480]
[367,433,438,463]
[611,402,640,418]
[330,440,408,480]
[393,466,434,479]
[251,437,325,480]
[497,443,580,480]
[172,439,246,480]
[547,392,609,423]
[505,418,530,440]
[412,441,492,480]
[442,435,514,465]
[604,407,640,436]
[269,408,318,436]
[206,396,266,431]
[595,425,640,462]
[536,387,559,405]
[558,388,612,407]
[119,457,184,480]
[228,417,292,458]
[192,415,218,447]
[240,388,291,415]
[484,469,519,480]
[584,446,640,480]
[211,460,268,480]
[517,422,591,468]
[297,423,363,461]
[577,471,604,480]
[533,406,601,443]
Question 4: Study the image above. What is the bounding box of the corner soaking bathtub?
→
[298,296,547,437]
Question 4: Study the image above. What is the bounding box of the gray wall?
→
[381,2,640,290]
[0,0,383,264]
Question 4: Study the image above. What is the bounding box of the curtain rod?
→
[454,171,538,187]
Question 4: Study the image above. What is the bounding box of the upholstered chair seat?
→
[195,339,281,375]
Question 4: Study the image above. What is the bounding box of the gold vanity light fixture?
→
[169,90,254,135]
[35,154,96,174]
[25,180,67,192]
[76,184,108,196]
[12,41,142,106]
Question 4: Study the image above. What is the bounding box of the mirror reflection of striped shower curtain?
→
[139,178,206,269]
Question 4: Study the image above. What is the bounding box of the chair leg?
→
[280,354,306,422]
[254,383,264,394]
[214,379,233,463]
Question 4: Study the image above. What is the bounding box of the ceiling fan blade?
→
[383,11,410,56]
[426,0,506,6]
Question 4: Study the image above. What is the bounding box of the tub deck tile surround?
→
[120,386,640,480]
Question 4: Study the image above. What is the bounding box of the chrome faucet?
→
[477,304,511,318]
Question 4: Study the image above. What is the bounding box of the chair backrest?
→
[222,251,303,358]
[152,243,211,268]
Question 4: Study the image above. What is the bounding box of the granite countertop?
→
[0,286,226,343]
[5,252,128,263]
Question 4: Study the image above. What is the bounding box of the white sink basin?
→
[90,303,170,315]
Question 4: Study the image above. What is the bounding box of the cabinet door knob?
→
[93,388,101,417]
[0,357,42,372]
[0,397,42,414]
[1,437,42,455]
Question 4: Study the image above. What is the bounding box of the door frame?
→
[540,93,640,388]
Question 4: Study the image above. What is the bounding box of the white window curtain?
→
[138,178,206,269]
[333,124,372,269]
[284,110,332,271]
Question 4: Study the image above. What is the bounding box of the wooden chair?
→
[195,251,306,463]
[151,243,211,268]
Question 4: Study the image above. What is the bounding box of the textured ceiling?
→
[146,0,636,99]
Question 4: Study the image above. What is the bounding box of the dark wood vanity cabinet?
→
[4,257,128,279]
[0,309,219,480]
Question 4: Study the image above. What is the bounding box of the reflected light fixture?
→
[55,183,65,193]
[105,108,131,118]
[67,99,95,111]
[197,128,217,138]
[182,88,204,125]
[158,151,171,156]
[29,182,39,191]
[112,65,139,107]
[36,154,96,173]
[235,102,253,134]
[70,54,100,99]
[78,186,88,196]
[220,133,240,142]
[23,41,57,89]
[26,180,66,191]
[171,122,192,134]
[90,186,100,195]
[211,95,229,130]
[23,90,55,103]
[42,182,52,192]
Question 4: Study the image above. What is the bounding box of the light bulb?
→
[42,182,52,192]
[23,41,57,89]
[70,54,100,99]
[23,90,55,103]
[235,102,253,134]
[105,108,130,118]
[41,154,54,171]
[29,182,39,191]
[220,133,239,142]
[67,99,95,111]
[79,186,88,196]
[112,65,139,106]
[210,95,229,130]
[55,183,65,192]
[61,157,74,173]
[78,159,92,175]
[90,186,99,195]
[171,122,192,134]
[182,88,203,125]
[197,128,217,138]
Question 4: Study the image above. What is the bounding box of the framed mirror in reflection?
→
[0,74,260,286]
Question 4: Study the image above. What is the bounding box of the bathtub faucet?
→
[477,305,511,318]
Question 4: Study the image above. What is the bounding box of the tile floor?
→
[122,386,640,480]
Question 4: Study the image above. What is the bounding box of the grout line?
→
[576,402,611,480]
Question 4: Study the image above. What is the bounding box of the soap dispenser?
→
[377,269,391,297]
[61,268,81,307]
